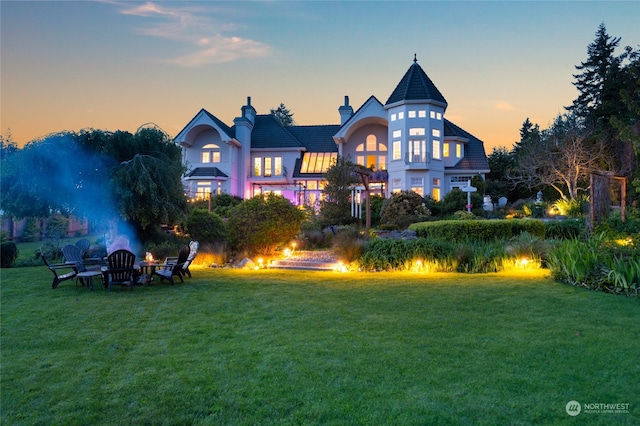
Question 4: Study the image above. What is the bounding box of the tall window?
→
[202,144,221,163]
[443,142,450,157]
[432,140,441,160]
[355,135,387,170]
[254,157,262,177]
[456,143,462,158]
[392,140,401,160]
[409,139,426,162]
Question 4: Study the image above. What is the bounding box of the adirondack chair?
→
[42,255,78,289]
[75,238,91,255]
[182,241,199,278]
[103,249,137,291]
[153,245,190,285]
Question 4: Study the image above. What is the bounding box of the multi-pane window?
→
[429,111,442,120]
[432,140,441,160]
[398,112,404,120]
[432,129,441,137]
[391,113,397,122]
[356,135,387,171]
[392,130,402,138]
[409,139,427,162]
[196,181,211,200]
[392,140,401,160]
[300,152,337,173]
[443,143,450,157]
[408,111,416,118]
[411,177,424,196]
[419,110,427,118]
[410,128,425,136]
[202,144,221,163]
[254,156,283,177]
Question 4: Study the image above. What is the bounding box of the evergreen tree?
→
[269,103,295,126]
[566,23,621,123]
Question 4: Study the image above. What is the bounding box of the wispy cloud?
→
[113,1,271,66]
[494,100,516,111]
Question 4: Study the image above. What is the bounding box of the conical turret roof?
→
[385,57,447,106]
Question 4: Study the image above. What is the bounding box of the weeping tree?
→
[0,126,187,244]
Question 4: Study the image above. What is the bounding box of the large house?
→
[175,57,490,207]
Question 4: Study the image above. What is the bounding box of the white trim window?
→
[356,134,387,171]
[202,144,221,163]
[409,139,427,163]
[254,156,283,177]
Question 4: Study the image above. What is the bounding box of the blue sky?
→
[2,1,639,151]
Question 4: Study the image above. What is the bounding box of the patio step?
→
[269,259,337,271]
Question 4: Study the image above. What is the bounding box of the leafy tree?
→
[507,114,610,200]
[485,146,515,200]
[0,127,187,244]
[319,156,359,227]
[227,194,305,255]
[269,103,295,126]
[380,191,430,229]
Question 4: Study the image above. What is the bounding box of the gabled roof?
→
[186,167,228,178]
[175,108,235,142]
[385,60,447,106]
[287,125,340,152]
[247,115,304,149]
[444,119,490,171]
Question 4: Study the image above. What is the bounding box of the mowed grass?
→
[1,267,638,425]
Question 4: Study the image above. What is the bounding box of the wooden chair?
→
[153,245,190,285]
[75,239,91,256]
[42,255,78,289]
[103,250,137,291]
[182,241,199,278]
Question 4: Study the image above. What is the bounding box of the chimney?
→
[240,95,256,125]
[338,95,353,125]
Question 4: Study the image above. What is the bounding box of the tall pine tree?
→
[566,23,621,123]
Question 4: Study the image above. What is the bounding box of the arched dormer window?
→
[355,135,387,171]
[202,143,221,163]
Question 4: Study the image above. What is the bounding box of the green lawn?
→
[1,267,638,425]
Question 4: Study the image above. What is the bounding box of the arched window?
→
[202,143,220,163]
[355,134,387,171]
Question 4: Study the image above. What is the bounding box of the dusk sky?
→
[2,1,639,151]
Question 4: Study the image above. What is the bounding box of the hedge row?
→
[409,219,545,241]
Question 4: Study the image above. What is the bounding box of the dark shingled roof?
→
[247,115,304,149]
[186,167,228,178]
[286,125,340,152]
[444,119,490,171]
[385,61,447,106]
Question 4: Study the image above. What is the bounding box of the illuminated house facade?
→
[175,58,490,206]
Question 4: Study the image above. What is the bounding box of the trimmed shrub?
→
[410,219,545,242]
[228,194,306,255]
[545,219,586,240]
[510,219,545,239]
[0,241,18,268]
